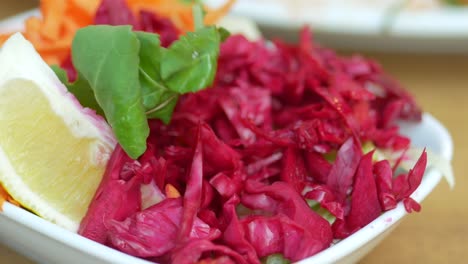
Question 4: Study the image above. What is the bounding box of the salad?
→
[0,0,451,263]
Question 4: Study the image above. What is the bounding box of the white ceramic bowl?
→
[0,113,453,264]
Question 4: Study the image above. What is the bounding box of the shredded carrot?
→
[7,196,20,207]
[0,185,20,211]
[0,186,7,210]
[165,184,181,199]
[0,35,8,44]
[204,0,236,25]
[39,0,68,41]
[0,0,234,65]
[70,0,102,19]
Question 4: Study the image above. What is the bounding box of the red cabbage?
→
[346,151,382,233]
[94,0,137,27]
[78,20,428,263]
[221,196,260,263]
[326,138,362,203]
[170,239,247,264]
[374,160,397,211]
[241,181,333,254]
[138,10,179,47]
[78,145,142,243]
[107,198,183,257]
[177,130,204,242]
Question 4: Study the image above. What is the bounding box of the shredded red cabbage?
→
[77,2,427,262]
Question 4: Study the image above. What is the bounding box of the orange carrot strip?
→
[0,187,7,210]
[0,34,10,46]
[128,0,233,32]
[7,197,20,207]
[71,0,102,19]
[23,17,44,44]
[40,0,67,41]
[204,0,236,25]
[165,184,181,198]
[178,9,195,32]
[1,0,235,65]
[0,185,20,211]
[0,0,101,64]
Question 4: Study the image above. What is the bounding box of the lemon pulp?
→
[0,79,107,230]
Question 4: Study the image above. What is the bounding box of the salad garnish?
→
[54,22,227,159]
[50,1,229,159]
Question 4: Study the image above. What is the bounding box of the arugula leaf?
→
[63,22,229,159]
[218,27,230,42]
[160,26,221,94]
[72,25,149,159]
[192,3,204,31]
[51,65,103,116]
[135,31,179,123]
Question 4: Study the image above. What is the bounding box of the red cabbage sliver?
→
[94,0,137,27]
[78,145,142,244]
[242,181,333,256]
[326,138,362,203]
[347,151,382,231]
[374,159,397,211]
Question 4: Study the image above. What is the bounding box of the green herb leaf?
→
[192,3,205,31]
[306,199,336,224]
[72,25,148,159]
[218,27,230,42]
[135,31,179,123]
[66,22,228,159]
[160,26,222,93]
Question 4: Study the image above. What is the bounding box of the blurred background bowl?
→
[205,0,468,53]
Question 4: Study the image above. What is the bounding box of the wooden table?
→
[0,1,467,263]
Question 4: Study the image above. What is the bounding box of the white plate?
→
[0,113,453,264]
[0,9,454,264]
[205,0,468,53]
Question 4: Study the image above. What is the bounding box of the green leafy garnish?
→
[56,23,228,159]
[307,199,336,224]
[160,26,221,93]
[192,3,205,31]
[71,26,149,159]
[134,31,179,123]
[261,253,291,264]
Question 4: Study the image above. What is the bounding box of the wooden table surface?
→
[0,1,467,263]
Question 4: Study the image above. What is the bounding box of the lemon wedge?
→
[0,33,116,231]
